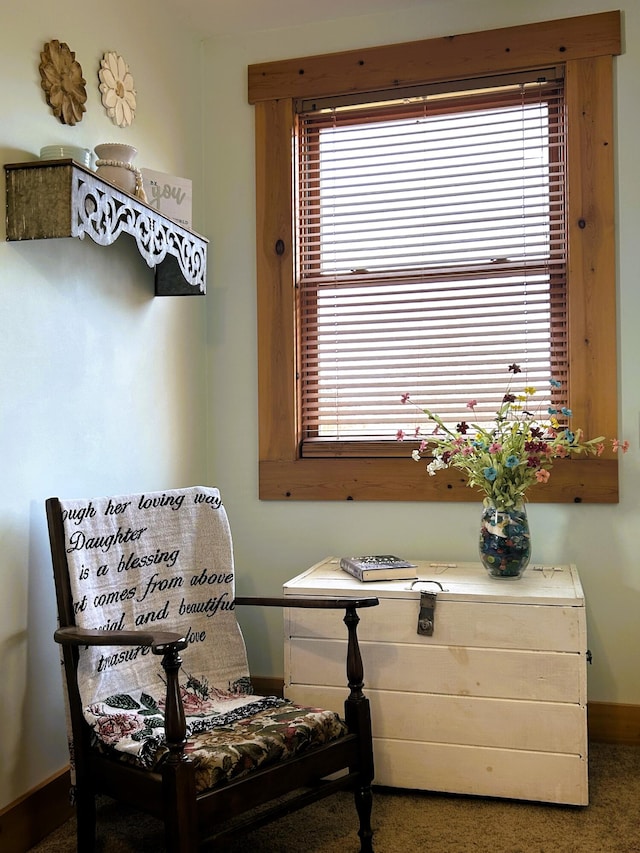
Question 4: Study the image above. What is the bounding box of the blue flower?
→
[549,378,562,388]
[483,466,498,481]
[561,407,572,417]
[564,430,575,443]
[505,455,520,468]
[548,407,558,414]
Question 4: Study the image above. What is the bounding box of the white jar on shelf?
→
[94,143,144,198]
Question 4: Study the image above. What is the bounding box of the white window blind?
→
[296,72,568,454]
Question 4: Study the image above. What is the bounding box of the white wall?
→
[0,1,207,809]
[203,0,640,707]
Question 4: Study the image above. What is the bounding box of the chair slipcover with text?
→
[59,486,346,784]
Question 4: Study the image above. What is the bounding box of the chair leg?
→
[355,784,374,853]
[75,788,97,853]
[162,760,199,853]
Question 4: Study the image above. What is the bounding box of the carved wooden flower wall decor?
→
[98,51,137,127]
[39,39,87,125]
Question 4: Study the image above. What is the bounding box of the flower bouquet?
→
[397,364,628,577]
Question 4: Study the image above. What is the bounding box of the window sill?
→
[258,456,619,503]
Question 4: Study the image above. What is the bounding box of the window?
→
[249,12,621,503]
[297,74,568,451]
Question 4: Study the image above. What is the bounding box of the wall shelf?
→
[4,159,208,296]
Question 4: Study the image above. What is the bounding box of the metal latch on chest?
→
[414,581,443,636]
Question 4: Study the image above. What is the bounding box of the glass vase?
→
[478,502,531,579]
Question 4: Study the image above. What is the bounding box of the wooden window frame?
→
[249,11,622,502]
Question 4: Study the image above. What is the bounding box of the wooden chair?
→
[46,489,379,852]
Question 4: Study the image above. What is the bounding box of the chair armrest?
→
[234,596,379,610]
[54,625,188,654]
[235,595,378,707]
[55,625,189,756]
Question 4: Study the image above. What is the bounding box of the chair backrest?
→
[50,486,266,763]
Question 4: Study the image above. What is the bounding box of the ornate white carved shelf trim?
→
[5,160,208,296]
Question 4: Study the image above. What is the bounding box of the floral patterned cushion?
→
[179,702,348,793]
[85,678,283,768]
[92,698,348,793]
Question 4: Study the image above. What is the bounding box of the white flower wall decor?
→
[98,51,137,127]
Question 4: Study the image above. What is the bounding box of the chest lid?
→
[284,557,583,606]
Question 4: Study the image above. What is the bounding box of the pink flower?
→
[596,442,605,456]
[93,713,145,745]
[159,685,220,716]
[401,393,410,404]
[178,689,214,715]
[488,442,502,453]
[535,469,551,483]
[466,399,477,409]
[396,429,405,441]
[613,439,630,454]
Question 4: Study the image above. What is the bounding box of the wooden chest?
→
[283,558,588,805]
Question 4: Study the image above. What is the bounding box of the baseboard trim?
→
[252,675,285,697]
[587,701,640,745]
[3,699,638,853]
[0,766,73,853]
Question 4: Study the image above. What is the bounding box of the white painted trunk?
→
[283,559,588,806]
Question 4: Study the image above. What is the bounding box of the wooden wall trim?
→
[3,700,637,852]
[248,11,621,103]
[566,54,618,444]
[587,701,640,745]
[255,98,298,464]
[259,457,619,503]
[0,767,73,853]
[252,675,285,697]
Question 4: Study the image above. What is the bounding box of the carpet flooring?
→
[30,743,640,852]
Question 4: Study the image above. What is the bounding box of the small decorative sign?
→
[141,168,192,228]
